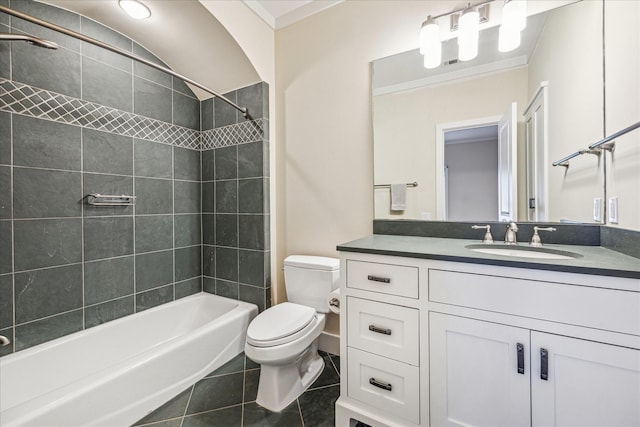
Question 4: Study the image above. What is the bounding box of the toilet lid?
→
[247,302,316,346]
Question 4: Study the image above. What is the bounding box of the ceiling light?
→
[420,16,441,69]
[503,0,527,31]
[458,5,480,61]
[498,23,521,52]
[119,0,151,20]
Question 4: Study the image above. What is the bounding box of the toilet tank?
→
[284,255,340,313]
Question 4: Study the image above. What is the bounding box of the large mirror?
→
[373,0,611,225]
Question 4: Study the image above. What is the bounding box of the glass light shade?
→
[499,24,521,52]
[503,0,527,31]
[458,7,480,61]
[119,0,151,19]
[420,17,441,68]
[423,41,442,69]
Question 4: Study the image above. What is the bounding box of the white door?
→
[430,313,531,427]
[531,331,640,427]
[498,102,518,221]
[524,83,548,221]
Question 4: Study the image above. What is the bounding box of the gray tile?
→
[238,284,266,312]
[136,284,173,312]
[239,250,266,287]
[214,146,237,180]
[298,384,340,427]
[173,77,197,98]
[15,309,83,351]
[174,181,200,214]
[13,168,82,218]
[242,401,303,427]
[173,92,200,130]
[214,90,238,127]
[215,247,237,282]
[135,419,181,427]
[175,214,201,247]
[175,278,201,299]
[133,387,192,426]
[135,178,173,214]
[201,150,214,181]
[0,3,8,27]
[83,128,133,175]
[13,115,81,170]
[12,41,81,98]
[0,274,13,329]
[208,353,246,377]
[0,327,14,357]
[239,215,266,250]
[202,182,214,214]
[202,245,215,278]
[134,77,172,123]
[215,180,237,213]
[215,280,238,299]
[238,141,266,178]
[309,354,341,389]
[0,111,10,165]
[80,17,132,72]
[245,354,260,370]
[14,218,82,271]
[85,295,134,328]
[175,246,201,282]
[243,368,260,402]
[215,214,237,247]
[202,214,215,245]
[203,277,216,293]
[136,250,174,292]
[182,405,242,427]
[0,28,8,80]
[186,373,244,414]
[84,256,134,305]
[239,178,268,214]
[237,82,268,120]
[134,139,172,179]
[135,215,173,253]
[133,43,172,88]
[15,264,82,324]
[174,147,200,181]
[0,166,10,219]
[201,99,214,131]
[11,0,81,51]
[83,216,134,261]
[83,173,134,217]
[82,57,133,112]
[0,221,11,274]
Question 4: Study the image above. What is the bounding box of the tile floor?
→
[132,351,340,427]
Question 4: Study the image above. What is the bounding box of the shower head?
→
[0,33,59,49]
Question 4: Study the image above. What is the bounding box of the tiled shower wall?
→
[0,0,270,357]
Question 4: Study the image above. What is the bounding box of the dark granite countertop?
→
[337,235,640,279]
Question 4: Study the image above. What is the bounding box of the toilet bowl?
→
[244,255,340,412]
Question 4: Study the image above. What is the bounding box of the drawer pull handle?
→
[540,348,549,381]
[516,343,525,374]
[367,275,390,283]
[369,377,392,391]
[368,325,392,335]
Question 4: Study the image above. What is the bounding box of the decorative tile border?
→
[0,79,266,150]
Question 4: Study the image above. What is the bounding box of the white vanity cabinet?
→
[335,251,640,427]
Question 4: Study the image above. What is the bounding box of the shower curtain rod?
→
[0,5,250,119]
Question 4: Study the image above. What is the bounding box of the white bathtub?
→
[0,293,258,427]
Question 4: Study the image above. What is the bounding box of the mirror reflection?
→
[373,0,607,224]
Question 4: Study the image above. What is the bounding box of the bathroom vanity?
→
[334,234,640,427]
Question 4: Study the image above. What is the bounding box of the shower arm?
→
[0,5,250,119]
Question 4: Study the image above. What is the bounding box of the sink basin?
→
[465,244,582,260]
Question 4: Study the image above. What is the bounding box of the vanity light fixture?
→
[499,0,527,52]
[118,0,151,20]
[420,16,441,69]
[458,4,481,61]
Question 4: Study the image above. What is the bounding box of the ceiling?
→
[243,0,344,30]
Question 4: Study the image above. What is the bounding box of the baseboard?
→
[318,331,340,356]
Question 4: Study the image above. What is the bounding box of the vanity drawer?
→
[347,347,420,424]
[429,269,640,336]
[346,260,419,298]
[347,297,419,365]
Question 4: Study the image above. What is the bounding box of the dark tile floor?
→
[132,351,340,427]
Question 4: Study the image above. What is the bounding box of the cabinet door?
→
[531,332,640,427]
[430,313,531,427]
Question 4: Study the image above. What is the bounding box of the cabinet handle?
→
[369,377,392,391]
[540,348,549,381]
[368,325,392,335]
[367,275,391,283]
[517,343,525,374]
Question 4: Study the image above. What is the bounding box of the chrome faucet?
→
[504,222,519,245]
[471,225,494,244]
[530,226,557,247]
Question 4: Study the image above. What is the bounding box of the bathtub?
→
[0,293,258,427]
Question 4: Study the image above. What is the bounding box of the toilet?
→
[244,255,340,412]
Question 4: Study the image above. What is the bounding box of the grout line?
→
[178,384,196,427]
[297,398,306,427]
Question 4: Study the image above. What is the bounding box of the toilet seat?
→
[246,303,317,348]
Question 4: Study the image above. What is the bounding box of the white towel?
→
[390,184,406,211]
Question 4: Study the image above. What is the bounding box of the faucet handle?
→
[471,225,494,244]
[530,226,557,247]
